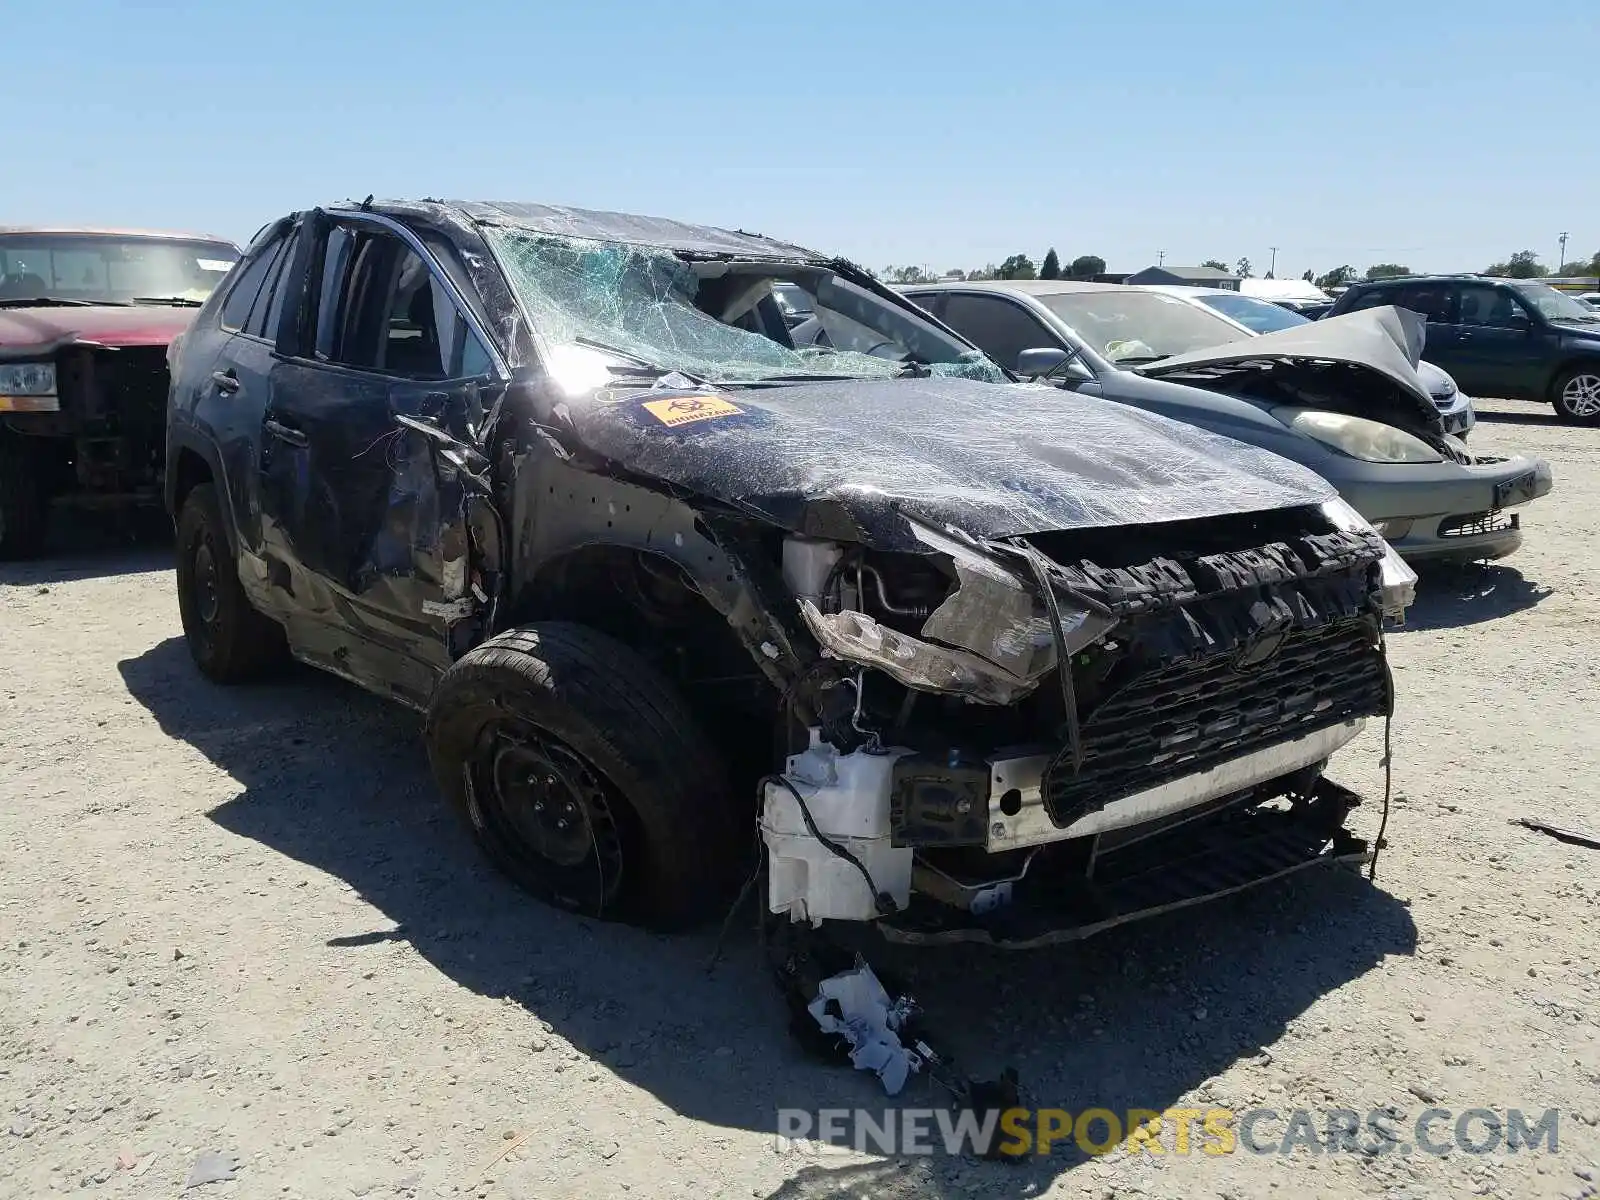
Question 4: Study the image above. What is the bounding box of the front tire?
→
[0,435,49,560]
[1551,365,1600,424]
[425,623,745,930]
[175,483,287,682]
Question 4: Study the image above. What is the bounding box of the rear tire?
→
[175,483,287,682]
[425,622,746,930]
[0,435,49,560]
[1551,364,1600,424]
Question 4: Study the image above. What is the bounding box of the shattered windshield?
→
[1511,281,1600,323]
[0,234,239,305]
[1041,290,1244,364]
[485,229,1004,386]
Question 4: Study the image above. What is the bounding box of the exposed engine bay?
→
[757,501,1412,947]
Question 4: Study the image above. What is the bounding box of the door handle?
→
[263,418,308,448]
[212,369,240,394]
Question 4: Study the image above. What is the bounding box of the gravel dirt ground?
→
[2,397,1598,1200]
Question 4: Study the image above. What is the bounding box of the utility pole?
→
[1558,232,1569,273]
[1268,246,1279,277]
[1157,249,1165,266]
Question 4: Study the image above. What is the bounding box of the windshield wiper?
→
[132,296,204,307]
[570,337,709,387]
[1113,354,1171,366]
[726,373,859,386]
[0,296,125,309]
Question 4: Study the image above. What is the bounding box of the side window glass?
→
[941,294,1055,370]
[1345,289,1391,313]
[261,226,302,345]
[456,323,494,377]
[246,228,298,340]
[1457,285,1525,329]
[378,252,447,378]
[1393,284,1449,323]
[314,227,354,361]
[219,234,285,331]
[314,228,460,379]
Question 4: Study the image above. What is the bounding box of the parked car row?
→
[0,199,1558,956]
[899,280,1550,564]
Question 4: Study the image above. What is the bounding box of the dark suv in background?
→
[1328,275,1600,423]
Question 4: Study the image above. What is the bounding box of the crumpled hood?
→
[1135,306,1443,435]
[555,374,1334,549]
[0,305,194,359]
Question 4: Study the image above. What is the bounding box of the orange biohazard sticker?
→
[641,394,744,427]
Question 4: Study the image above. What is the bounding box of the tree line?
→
[879,249,1108,285]
[882,246,1600,289]
[1307,248,1600,290]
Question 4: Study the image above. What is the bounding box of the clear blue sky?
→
[6,0,1594,280]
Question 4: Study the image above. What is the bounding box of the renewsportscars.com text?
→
[775,1106,1561,1158]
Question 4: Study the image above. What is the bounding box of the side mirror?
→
[1506,312,1532,332]
[1015,347,1070,378]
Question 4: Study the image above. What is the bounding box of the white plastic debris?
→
[184,1150,239,1189]
[807,958,924,1095]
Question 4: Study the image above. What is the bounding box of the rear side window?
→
[313,227,354,360]
[1391,283,1451,323]
[243,231,296,339]
[220,233,287,331]
[939,293,1055,371]
[258,225,302,343]
[1341,287,1393,314]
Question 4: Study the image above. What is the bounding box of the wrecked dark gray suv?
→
[165,200,1414,945]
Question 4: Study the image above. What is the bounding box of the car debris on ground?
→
[1511,816,1600,850]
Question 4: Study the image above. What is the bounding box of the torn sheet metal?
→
[799,600,1040,705]
[1321,497,1417,619]
[807,959,927,1095]
[548,374,1334,551]
[1137,306,1441,432]
[911,519,1116,671]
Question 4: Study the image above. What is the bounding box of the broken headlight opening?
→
[0,360,60,412]
[756,504,1402,952]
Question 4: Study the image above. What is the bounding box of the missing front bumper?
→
[881,777,1370,949]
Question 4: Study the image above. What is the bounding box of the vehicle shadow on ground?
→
[1471,408,1563,429]
[117,636,1418,1198]
[0,517,172,585]
[1399,562,1552,631]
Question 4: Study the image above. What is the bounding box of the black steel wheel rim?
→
[472,725,626,915]
[192,539,221,625]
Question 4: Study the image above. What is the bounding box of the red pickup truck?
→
[0,227,240,557]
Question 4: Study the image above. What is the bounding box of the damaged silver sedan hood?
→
[556,374,1335,550]
[1134,306,1443,435]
